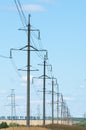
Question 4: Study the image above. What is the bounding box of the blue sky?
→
[0,0,86,118]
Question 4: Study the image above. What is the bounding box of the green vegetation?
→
[0,122,9,129]
[44,124,86,130]
[0,121,86,130]
[0,122,20,129]
[75,121,86,128]
[9,122,20,127]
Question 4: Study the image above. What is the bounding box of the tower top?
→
[28,14,31,25]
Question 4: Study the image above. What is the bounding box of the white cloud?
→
[21,75,43,87]
[21,82,27,87]
[64,96,74,101]
[0,90,7,95]
[15,95,25,100]
[21,75,33,87]
[38,0,57,5]
[31,99,50,104]
[80,85,86,89]
[0,4,45,12]
[21,76,27,82]
[21,75,33,82]
[31,99,43,104]
[40,0,52,3]
[0,6,16,11]
[22,4,46,12]
[20,76,27,87]
[32,78,42,86]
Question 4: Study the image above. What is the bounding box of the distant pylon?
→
[8,89,16,122]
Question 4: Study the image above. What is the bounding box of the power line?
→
[13,0,27,29]
[10,58,22,78]
[31,35,44,60]
[13,0,45,61]
[31,29,47,60]
[9,1,73,124]
[0,54,10,59]
[17,0,27,25]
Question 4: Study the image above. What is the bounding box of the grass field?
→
[0,124,86,130]
[0,120,72,126]
[0,120,86,130]
[0,120,56,126]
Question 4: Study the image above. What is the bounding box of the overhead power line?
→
[0,54,10,59]
[10,0,73,125]
[13,0,27,28]
[17,0,27,25]
[10,58,22,78]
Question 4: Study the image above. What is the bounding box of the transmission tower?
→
[8,89,16,122]
[55,81,59,124]
[10,15,47,126]
[32,54,51,126]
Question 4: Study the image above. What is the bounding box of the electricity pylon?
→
[10,15,47,126]
[32,54,53,126]
[8,89,16,122]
